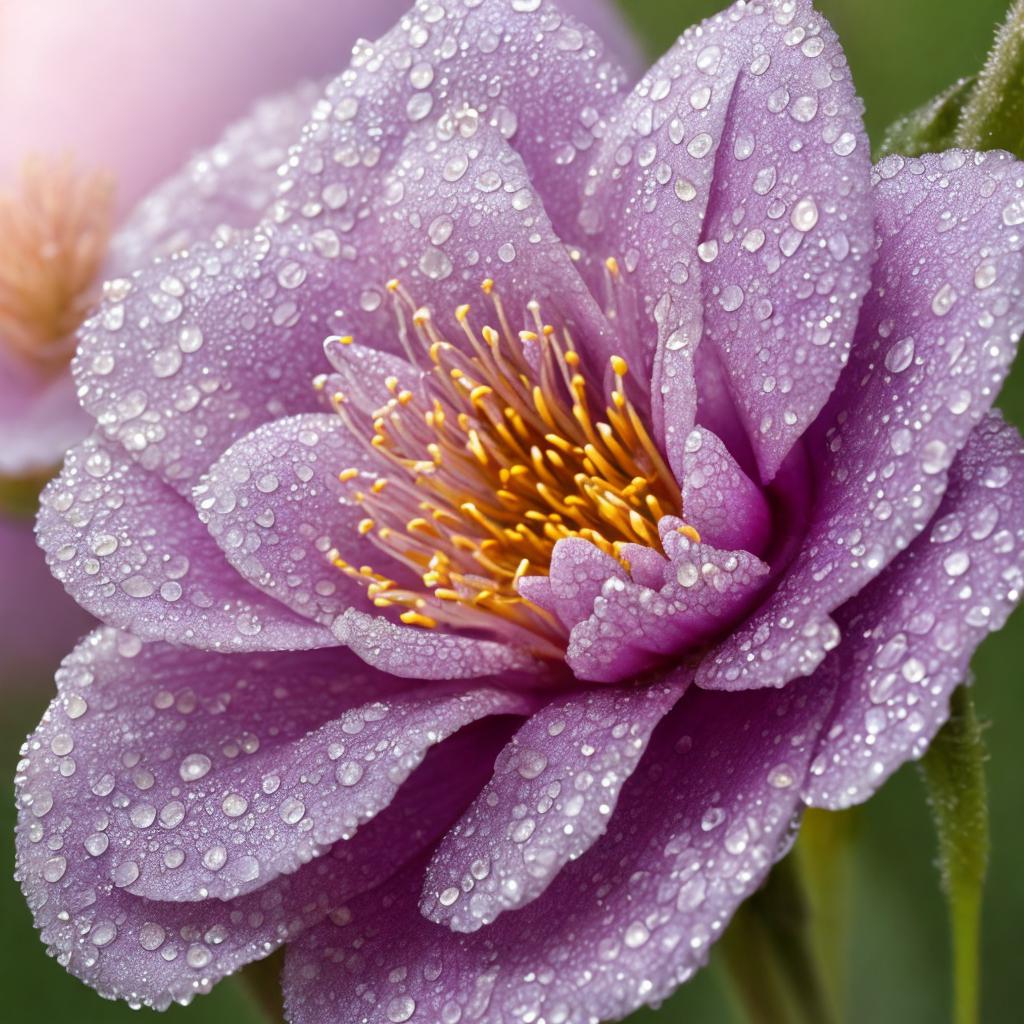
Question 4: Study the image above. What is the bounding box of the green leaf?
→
[719,853,837,1024]
[877,76,976,159]
[795,807,860,1015]
[956,0,1024,153]
[919,685,990,1024]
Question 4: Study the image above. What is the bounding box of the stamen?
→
[0,155,114,374]
[329,280,696,655]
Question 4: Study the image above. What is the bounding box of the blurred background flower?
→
[0,2,1021,1023]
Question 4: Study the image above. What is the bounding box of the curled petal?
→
[700,149,1024,691]
[196,413,408,626]
[283,675,834,1024]
[805,413,1024,808]
[14,629,534,910]
[579,0,873,478]
[37,434,333,650]
[421,673,686,932]
[17,716,511,1010]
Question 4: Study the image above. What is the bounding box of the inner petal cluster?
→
[325,277,695,655]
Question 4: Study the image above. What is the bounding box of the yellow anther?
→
[611,355,629,377]
[481,278,494,294]
[605,256,620,277]
[357,518,376,536]
[564,350,581,367]
[386,278,401,292]
[339,468,360,482]
[456,303,471,321]
[339,334,354,345]
[678,524,702,543]
[385,375,399,393]
[413,306,431,326]
[400,611,438,628]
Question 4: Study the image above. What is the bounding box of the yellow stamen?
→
[330,282,698,655]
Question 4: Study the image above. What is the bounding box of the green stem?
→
[795,807,859,1017]
[239,949,286,1023]
[919,686,989,1024]
[956,0,1024,151]
[719,853,837,1024]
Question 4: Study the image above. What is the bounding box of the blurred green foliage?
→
[2,2,1021,1022]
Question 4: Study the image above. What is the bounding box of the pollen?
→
[0,155,114,375]
[328,279,693,655]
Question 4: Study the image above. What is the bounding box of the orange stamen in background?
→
[0,154,114,375]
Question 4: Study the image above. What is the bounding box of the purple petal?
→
[196,412,409,626]
[283,674,834,1024]
[108,81,324,271]
[681,426,771,553]
[805,413,1024,808]
[0,350,90,476]
[15,628,534,909]
[332,608,544,680]
[578,0,873,479]
[520,537,628,630]
[36,434,332,650]
[75,1,626,495]
[0,516,93,682]
[421,672,686,932]
[18,709,512,1010]
[567,527,769,683]
[700,149,1024,691]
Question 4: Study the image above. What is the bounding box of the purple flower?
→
[15,1,1024,1020]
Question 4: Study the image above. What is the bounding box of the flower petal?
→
[805,413,1024,808]
[421,672,686,932]
[567,527,770,683]
[578,0,873,479]
[332,608,544,680]
[14,628,535,911]
[74,0,627,495]
[680,426,771,554]
[283,674,834,1024]
[37,434,332,650]
[108,81,323,270]
[700,149,1024,691]
[196,413,407,626]
[0,351,90,476]
[18,708,513,1010]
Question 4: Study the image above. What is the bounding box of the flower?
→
[0,0,631,684]
[15,0,1024,1021]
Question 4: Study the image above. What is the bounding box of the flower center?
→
[326,276,695,655]
[0,155,113,375]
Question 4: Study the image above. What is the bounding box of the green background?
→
[2,1,1021,1021]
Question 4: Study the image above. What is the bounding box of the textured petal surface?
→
[284,674,834,1024]
[680,426,771,553]
[332,609,544,680]
[421,673,686,932]
[36,435,331,650]
[805,413,1024,808]
[108,81,323,270]
[74,0,627,495]
[578,0,873,478]
[567,527,769,683]
[196,413,402,626]
[14,629,534,910]
[17,713,512,1010]
[700,150,1024,691]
